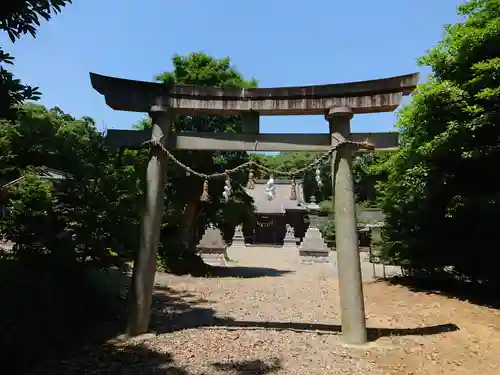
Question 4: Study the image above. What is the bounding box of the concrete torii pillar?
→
[126,107,173,337]
[326,107,368,345]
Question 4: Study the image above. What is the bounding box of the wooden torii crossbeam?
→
[90,71,419,345]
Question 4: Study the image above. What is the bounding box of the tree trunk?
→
[173,200,207,275]
[181,200,200,248]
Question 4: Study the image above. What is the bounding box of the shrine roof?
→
[245,179,307,214]
[1,166,71,189]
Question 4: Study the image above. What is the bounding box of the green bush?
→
[318,200,332,215]
[319,216,335,246]
[1,172,55,259]
[379,0,500,287]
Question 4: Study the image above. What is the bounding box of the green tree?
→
[134,53,257,273]
[1,0,73,119]
[1,172,54,258]
[380,0,500,286]
[1,103,141,269]
[0,103,136,374]
[254,151,392,207]
[353,152,393,206]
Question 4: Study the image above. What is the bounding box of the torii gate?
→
[90,71,419,344]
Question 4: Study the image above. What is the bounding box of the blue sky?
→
[3,0,464,134]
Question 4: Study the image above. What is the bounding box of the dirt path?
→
[35,247,500,374]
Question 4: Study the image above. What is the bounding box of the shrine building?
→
[243,179,308,245]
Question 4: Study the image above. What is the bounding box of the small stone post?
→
[231,224,245,248]
[326,107,367,345]
[126,108,172,337]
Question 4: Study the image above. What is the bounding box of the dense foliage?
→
[380,0,500,287]
[253,151,390,207]
[0,104,136,373]
[1,0,73,119]
[0,104,141,267]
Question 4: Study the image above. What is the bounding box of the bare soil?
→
[36,247,500,374]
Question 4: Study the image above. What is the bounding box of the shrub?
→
[318,200,332,215]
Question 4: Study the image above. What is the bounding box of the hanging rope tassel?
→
[222,173,232,202]
[246,169,256,189]
[200,180,210,202]
[266,174,276,201]
[315,166,323,189]
[289,177,297,200]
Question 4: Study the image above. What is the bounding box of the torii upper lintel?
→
[89,72,419,116]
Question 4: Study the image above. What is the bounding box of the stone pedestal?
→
[308,213,321,228]
[283,224,297,248]
[197,225,227,266]
[299,226,330,264]
[230,225,245,248]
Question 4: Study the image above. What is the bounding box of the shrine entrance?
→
[253,215,282,245]
[90,71,419,345]
[243,178,308,246]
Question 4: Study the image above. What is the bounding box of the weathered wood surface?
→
[90,72,419,115]
[105,130,398,152]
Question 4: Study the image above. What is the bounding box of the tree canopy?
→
[1,0,72,119]
[0,103,141,268]
[379,0,500,286]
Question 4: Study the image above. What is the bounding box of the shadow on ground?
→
[0,259,133,375]
[205,265,293,278]
[13,267,459,374]
[384,275,500,309]
[212,358,282,375]
[212,321,459,342]
[149,285,459,342]
[24,281,283,374]
[32,342,282,375]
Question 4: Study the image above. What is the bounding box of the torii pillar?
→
[126,107,172,337]
[326,107,367,345]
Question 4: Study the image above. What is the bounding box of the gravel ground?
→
[34,247,500,375]
[328,251,402,280]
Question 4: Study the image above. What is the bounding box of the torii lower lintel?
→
[105,129,399,152]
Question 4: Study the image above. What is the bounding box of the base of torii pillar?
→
[327,107,368,345]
